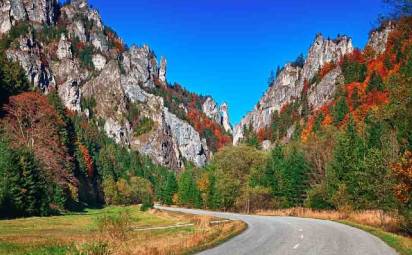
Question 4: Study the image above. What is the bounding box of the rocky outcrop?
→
[52,58,86,111]
[0,0,57,35]
[82,61,131,144]
[57,34,72,60]
[367,22,395,55]
[164,110,208,167]
[234,34,353,144]
[202,97,232,133]
[158,57,167,83]
[122,53,209,168]
[92,54,106,71]
[122,45,157,89]
[307,67,344,110]
[6,32,56,93]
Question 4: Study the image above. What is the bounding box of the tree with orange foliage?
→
[391,151,412,233]
[78,143,94,178]
[392,151,412,204]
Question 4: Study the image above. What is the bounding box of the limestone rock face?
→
[122,45,157,89]
[367,22,395,55]
[57,34,72,60]
[0,0,57,35]
[6,32,56,93]
[164,110,208,167]
[82,61,131,144]
[307,67,344,110]
[234,34,353,144]
[92,54,106,71]
[202,97,220,122]
[202,97,232,133]
[220,103,232,133]
[51,59,86,111]
[158,57,167,83]
[302,35,353,82]
[122,57,209,169]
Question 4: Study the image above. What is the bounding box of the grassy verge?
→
[183,220,247,255]
[0,206,246,255]
[339,220,412,255]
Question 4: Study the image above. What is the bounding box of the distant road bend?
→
[155,206,397,255]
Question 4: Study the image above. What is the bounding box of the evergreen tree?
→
[327,117,366,209]
[162,172,178,205]
[332,97,349,125]
[351,87,361,109]
[366,72,385,92]
[8,149,50,217]
[206,173,220,209]
[177,169,202,208]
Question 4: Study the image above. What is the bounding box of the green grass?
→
[340,220,412,255]
[0,205,184,255]
[0,206,247,255]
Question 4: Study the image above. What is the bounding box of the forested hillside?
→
[0,0,231,218]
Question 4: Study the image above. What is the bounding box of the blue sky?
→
[88,0,387,124]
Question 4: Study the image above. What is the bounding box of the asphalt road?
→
[155,206,397,255]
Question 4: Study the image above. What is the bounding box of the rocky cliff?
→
[0,0,230,169]
[234,26,393,145]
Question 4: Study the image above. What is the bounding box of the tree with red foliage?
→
[1,92,76,187]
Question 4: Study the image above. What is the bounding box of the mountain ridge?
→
[0,0,232,169]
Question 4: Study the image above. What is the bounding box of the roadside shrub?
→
[96,210,131,241]
[304,184,334,210]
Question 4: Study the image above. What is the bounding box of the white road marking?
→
[298,228,303,232]
[300,234,304,239]
[293,243,300,249]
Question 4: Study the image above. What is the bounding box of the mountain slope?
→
[233,26,393,146]
[0,0,232,170]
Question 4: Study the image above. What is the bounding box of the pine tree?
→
[327,117,366,209]
[0,136,17,216]
[332,97,349,125]
[162,172,177,205]
[206,173,220,209]
[366,72,384,92]
[177,169,202,208]
[8,149,50,217]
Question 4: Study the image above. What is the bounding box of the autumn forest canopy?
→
[0,0,411,239]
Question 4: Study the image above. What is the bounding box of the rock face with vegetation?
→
[0,0,230,170]
[202,97,232,133]
[234,35,354,144]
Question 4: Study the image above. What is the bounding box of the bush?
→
[79,46,94,69]
[96,210,131,241]
[304,184,334,210]
[103,176,154,207]
[134,117,154,136]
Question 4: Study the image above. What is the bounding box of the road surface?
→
[155,206,397,255]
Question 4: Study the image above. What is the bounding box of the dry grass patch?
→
[0,206,246,255]
[256,207,400,232]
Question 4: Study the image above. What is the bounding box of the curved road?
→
[155,206,397,255]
